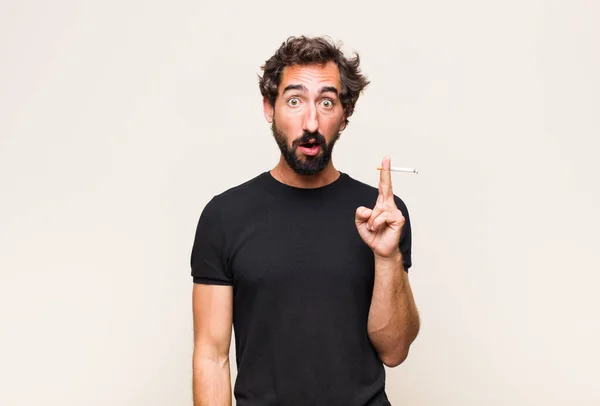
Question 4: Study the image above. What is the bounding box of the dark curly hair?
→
[258,36,370,127]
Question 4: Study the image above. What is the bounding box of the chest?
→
[227,204,375,295]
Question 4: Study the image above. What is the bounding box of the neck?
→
[270,156,340,189]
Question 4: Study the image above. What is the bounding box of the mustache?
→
[292,131,327,148]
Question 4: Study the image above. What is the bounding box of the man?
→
[190,36,420,406]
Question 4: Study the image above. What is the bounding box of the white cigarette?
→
[377,166,419,174]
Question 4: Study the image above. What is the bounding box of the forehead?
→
[279,62,341,93]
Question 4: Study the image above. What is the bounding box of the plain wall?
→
[1,1,599,405]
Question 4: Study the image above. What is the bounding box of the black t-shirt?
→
[191,171,412,406]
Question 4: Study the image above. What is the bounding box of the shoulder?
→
[204,172,270,215]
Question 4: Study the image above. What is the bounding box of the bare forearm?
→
[193,353,232,406]
[367,251,420,367]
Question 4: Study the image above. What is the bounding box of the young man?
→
[191,36,420,406]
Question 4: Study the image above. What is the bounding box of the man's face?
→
[264,62,347,176]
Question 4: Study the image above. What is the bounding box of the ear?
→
[339,116,347,132]
[263,97,274,123]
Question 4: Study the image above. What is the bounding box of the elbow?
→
[381,347,409,368]
[380,329,420,368]
[373,318,420,368]
[193,343,230,369]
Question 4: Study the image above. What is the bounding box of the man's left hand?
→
[355,157,405,259]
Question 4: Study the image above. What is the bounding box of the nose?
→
[302,104,319,134]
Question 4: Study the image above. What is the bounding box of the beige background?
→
[1,1,599,405]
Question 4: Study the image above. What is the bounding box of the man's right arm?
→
[192,283,233,406]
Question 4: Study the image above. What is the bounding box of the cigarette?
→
[377,166,419,174]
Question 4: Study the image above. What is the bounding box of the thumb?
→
[355,206,372,222]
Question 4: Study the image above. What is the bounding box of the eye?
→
[287,97,301,107]
[321,99,334,109]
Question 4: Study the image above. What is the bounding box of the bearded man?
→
[190,36,420,406]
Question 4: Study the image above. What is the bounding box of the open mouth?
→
[298,141,321,156]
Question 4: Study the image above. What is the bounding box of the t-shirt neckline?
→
[262,171,349,196]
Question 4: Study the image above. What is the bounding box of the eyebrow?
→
[282,84,339,96]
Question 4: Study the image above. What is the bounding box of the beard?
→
[271,118,341,176]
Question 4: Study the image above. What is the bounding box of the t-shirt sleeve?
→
[190,197,233,285]
[395,196,413,272]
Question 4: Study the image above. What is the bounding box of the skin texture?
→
[263,62,347,189]
[192,284,233,406]
[355,156,420,366]
[192,62,420,405]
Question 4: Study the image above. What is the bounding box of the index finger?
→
[379,156,393,200]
